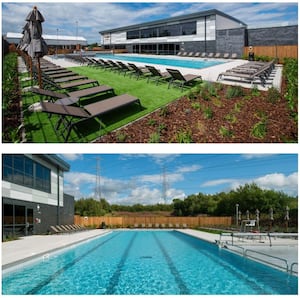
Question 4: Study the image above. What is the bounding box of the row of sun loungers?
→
[133,223,188,228]
[29,59,142,142]
[177,52,238,59]
[84,57,202,91]
[50,224,85,234]
[217,60,275,87]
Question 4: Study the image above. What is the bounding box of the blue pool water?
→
[95,54,225,69]
[2,231,298,295]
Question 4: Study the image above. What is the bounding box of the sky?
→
[59,154,298,205]
[2,2,298,44]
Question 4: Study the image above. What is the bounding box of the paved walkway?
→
[2,229,297,272]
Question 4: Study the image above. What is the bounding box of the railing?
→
[290,262,298,274]
[244,249,289,272]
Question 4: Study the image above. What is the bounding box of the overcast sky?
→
[58,154,298,205]
[2,2,298,44]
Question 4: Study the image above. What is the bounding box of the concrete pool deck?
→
[2,229,297,273]
[44,55,281,91]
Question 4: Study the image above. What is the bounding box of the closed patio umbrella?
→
[25,6,48,88]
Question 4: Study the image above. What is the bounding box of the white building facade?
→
[100,9,246,56]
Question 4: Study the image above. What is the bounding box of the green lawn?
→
[22,66,188,143]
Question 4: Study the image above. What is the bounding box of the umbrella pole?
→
[29,55,33,86]
[37,57,43,88]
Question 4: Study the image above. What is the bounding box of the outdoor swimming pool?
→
[2,231,297,294]
[95,53,225,69]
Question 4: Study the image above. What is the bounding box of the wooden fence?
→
[244,45,298,63]
[74,215,232,228]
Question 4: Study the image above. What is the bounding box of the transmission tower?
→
[161,166,168,204]
[95,157,101,201]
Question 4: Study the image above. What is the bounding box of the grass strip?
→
[22,66,187,142]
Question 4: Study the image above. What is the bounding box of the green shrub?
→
[225,86,244,99]
[266,86,281,103]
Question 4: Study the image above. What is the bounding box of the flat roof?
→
[40,154,70,172]
[100,9,247,34]
[6,32,87,45]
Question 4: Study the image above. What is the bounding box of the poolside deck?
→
[2,229,297,273]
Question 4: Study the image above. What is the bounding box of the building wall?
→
[247,25,298,46]
[216,28,246,56]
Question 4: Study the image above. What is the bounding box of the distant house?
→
[5,32,88,52]
[2,154,74,239]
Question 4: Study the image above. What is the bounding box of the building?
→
[5,32,88,52]
[100,9,247,56]
[2,154,74,239]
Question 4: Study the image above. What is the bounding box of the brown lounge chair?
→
[43,76,99,90]
[166,68,202,91]
[40,94,141,141]
[30,84,114,105]
[145,65,171,85]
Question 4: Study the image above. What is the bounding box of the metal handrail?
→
[244,248,289,272]
[290,262,298,274]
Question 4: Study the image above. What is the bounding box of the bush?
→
[225,86,244,99]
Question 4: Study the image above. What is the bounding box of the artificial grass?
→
[22,66,187,143]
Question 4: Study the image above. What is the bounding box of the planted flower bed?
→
[97,77,297,143]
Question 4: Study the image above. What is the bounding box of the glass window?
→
[3,204,13,225]
[15,205,25,224]
[182,22,196,35]
[127,30,140,39]
[141,28,157,38]
[3,155,51,193]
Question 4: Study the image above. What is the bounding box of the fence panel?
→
[244,45,298,63]
[74,215,232,228]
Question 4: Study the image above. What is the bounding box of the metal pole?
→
[236,204,239,227]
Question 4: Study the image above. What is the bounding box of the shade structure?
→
[24,6,48,88]
[25,6,48,58]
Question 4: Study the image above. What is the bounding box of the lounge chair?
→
[207,53,214,58]
[53,75,89,83]
[214,53,221,58]
[145,65,171,85]
[50,225,64,234]
[116,61,135,76]
[231,53,238,59]
[46,71,77,79]
[223,53,230,59]
[194,52,201,57]
[40,94,141,141]
[128,63,150,80]
[201,52,207,58]
[166,68,202,91]
[188,52,194,57]
[30,84,114,105]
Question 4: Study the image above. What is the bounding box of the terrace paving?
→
[2,228,297,274]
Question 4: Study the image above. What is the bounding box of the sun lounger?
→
[128,63,150,80]
[30,85,114,105]
[145,65,171,85]
[166,68,202,91]
[207,53,214,58]
[40,94,141,141]
[116,61,135,76]
[47,71,77,79]
[217,60,275,86]
[50,225,64,234]
[53,75,89,83]
[214,53,221,58]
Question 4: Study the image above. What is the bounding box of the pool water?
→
[95,54,225,69]
[2,231,298,295]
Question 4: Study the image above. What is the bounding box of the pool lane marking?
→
[153,232,190,294]
[105,232,138,294]
[171,231,267,294]
[25,232,121,294]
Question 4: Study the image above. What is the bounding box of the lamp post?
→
[56,28,59,57]
[235,204,239,228]
[75,20,78,52]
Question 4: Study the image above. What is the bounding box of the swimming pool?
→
[2,231,297,294]
[95,53,225,69]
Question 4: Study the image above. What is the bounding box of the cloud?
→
[2,2,297,43]
[201,172,298,196]
[60,154,83,161]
